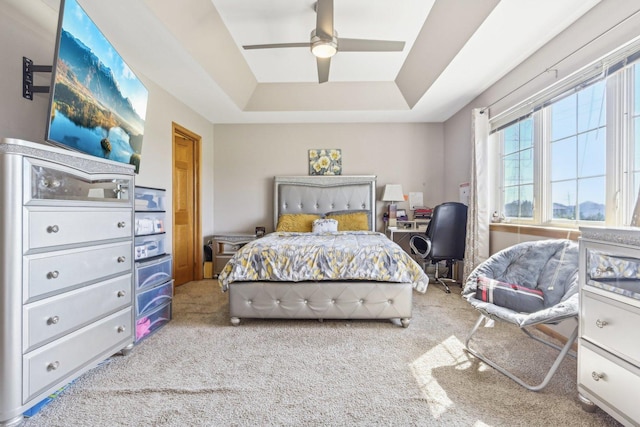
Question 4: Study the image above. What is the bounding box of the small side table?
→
[386,225,427,254]
[212,233,257,277]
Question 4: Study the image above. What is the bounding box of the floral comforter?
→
[218,231,429,293]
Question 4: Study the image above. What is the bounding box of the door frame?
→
[172,122,203,282]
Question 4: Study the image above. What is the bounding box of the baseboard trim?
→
[535,324,578,352]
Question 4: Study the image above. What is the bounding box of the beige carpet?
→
[22,280,621,427]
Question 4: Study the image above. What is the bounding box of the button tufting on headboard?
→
[274,176,376,230]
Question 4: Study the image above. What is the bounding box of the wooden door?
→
[172,123,202,286]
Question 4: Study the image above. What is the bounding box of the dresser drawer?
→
[24,274,132,351]
[23,308,132,402]
[581,291,640,366]
[135,254,172,291]
[25,208,132,251]
[25,242,132,301]
[578,341,640,425]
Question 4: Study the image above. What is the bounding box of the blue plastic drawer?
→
[135,254,172,291]
[136,302,171,342]
[136,280,173,317]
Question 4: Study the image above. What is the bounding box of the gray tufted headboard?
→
[274,175,377,230]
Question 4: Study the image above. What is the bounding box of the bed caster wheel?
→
[230,317,240,326]
[400,318,410,328]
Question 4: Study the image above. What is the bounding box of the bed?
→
[218,175,429,327]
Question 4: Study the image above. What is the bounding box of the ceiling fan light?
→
[312,42,337,58]
[310,29,338,58]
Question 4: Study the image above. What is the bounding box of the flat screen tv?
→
[45,0,148,173]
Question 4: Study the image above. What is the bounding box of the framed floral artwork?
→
[309,149,342,175]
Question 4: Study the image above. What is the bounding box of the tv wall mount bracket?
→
[23,57,52,100]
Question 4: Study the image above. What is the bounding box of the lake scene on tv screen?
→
[47,0,148,173]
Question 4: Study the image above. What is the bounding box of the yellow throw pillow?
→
[276,213,321,232]
[326,212,370,231]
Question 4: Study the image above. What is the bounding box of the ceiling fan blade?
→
[316,0,334,39]
[243,42,308,50]
[339,38,405,52]
[317,57,330,84]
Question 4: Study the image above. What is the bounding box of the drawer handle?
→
[117,256,126,263]
[591,371,605,381]
[47,361,60,371]
[46,225,59,233]
[117,290,126,298]
[47,316,59,325]
[117,325,126,333]
[47,271,59,279]
[117,221,126,228]
[595,319,608,328]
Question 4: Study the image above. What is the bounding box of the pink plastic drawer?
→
[135,302,171,342]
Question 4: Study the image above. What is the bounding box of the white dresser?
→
[0,138,136,426]
[578,227,640,426]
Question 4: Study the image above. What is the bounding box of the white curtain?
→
[463,108,491,281]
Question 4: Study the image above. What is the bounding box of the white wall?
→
[0,1,216,251]
[212,123,444,234]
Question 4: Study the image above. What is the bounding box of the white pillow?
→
[312,218,338,233]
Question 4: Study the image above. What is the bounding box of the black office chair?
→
[409,202,468,293]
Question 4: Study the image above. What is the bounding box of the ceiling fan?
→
[242,0,406,83]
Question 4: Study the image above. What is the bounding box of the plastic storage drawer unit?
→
[134,186,166,211]
[135,254,172,291]
[134,234,166,260]
[136,280,174,317]
[135,302,171,342]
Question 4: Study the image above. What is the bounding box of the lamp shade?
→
[382,184,404,202]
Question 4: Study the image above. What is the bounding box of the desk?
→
[386,225,427,255]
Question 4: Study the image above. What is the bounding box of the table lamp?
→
[382,184,404,227]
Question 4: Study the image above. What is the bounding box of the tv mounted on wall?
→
[45,0,148,173]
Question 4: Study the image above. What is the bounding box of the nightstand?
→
[212,233,257,277]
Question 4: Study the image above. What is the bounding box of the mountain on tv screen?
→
[46,0,148,173]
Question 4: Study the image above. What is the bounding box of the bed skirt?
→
[228,281,413,327]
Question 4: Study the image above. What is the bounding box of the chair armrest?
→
[409,235,431,259]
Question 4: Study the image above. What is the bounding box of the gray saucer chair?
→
[461,239,579,391]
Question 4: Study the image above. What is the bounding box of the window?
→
[495,60,639,228]
[501,119,534,219]
[549,80,606,222]
[631,64,640,215]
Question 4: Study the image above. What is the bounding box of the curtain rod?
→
[479,7,640,115]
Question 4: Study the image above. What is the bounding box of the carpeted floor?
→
[21,280,621,426]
